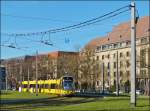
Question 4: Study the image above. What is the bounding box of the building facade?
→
[2,51,79,89]
[80,16,150,94]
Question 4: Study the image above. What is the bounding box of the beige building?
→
[80,16,150,94]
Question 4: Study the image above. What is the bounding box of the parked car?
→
[129,90,144,95]
[136,90,143,95]
[12,87,16,91]
[113,91,123,94]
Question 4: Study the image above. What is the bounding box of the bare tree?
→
[78,47,98,91]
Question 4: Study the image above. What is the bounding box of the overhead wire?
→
[49,6,130,33]
[1,13,79,23]
[51,8,130,34]
[45,5,130,34]
[1,4,132,51]
[3,5,130,37]
[1,11,131,50]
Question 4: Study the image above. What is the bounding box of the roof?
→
[48,51,59,58]
[48,51,78,58]
[85,16,150,49]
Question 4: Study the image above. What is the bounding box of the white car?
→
[136,90,142,95]
[129,90,143,95]
[113,91,123,94]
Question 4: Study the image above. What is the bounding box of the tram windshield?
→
[63,76,74,90]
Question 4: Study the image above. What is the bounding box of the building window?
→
[97,81,99,86]
[120,52,123,57]
[114,72,116,77]
[126,41,131,46]
[102,45,108,50]
[108,62,110,69]
[140,49,146,68]
[108,54,110,59]
[120,71,123,77]
[141,38,147,44]
[126,51,130,57]
[96,56,99,60]
[140,70,146,75]
[114,80,116,85]
[113,53,116,58]
[114,44,118,48]
[119,42,122,47]
[108,44,112,49]
[126,60,130,67]
[102,55,104,60]
[120,61,123,68]
[96,46,101,52]
[114,62,116,68]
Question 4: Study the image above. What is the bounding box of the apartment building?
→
[81,16,150,93]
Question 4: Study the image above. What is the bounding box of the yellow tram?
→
[21,76,74,96]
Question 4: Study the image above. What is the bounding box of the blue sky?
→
[1,1,149,59]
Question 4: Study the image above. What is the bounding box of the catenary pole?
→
[5,63,8,91]
[27,67,30,92]
[35,50,38,96]
[130,1,136,107]
[101,62,104,94]
[20,63,22,92]
[116,51,119,96]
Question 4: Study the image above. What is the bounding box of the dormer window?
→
[102,45,108,50]
[120,35,122,38]
[141,38,147,44]
[114,44,118,48]
[96,46,101,51]
[126,41,131,46]
[119,42,122,47]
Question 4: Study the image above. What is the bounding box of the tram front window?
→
[63,81,73,90]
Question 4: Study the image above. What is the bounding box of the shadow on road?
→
[1,96,102,111]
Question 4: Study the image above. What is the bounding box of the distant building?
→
[2,51,79,89]
[47,51,79,79]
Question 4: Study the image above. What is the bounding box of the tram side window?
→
[23,84,28,88]
[41,84,45,88]
[45,84,49,89]
[30,84,32,88]
[50,84,56,89]
[30,84,36,88]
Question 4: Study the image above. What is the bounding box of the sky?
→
[1,1,149,59]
